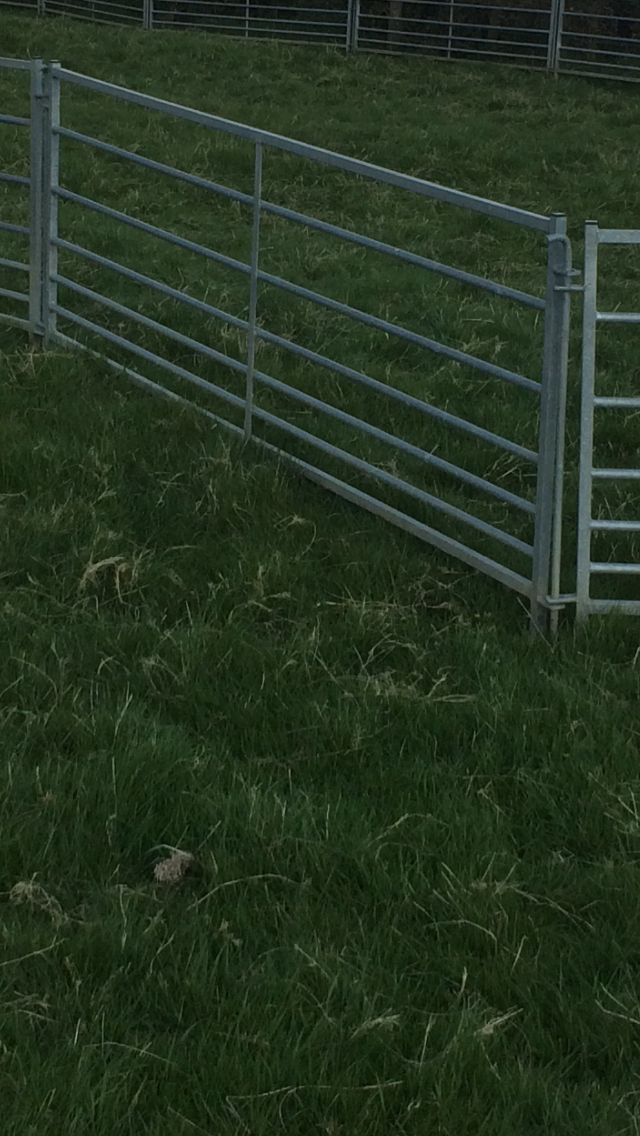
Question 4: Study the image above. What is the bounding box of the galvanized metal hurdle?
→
[1,57,576,632]
[576,222,640,622]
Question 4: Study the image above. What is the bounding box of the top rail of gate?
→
[57,67,553,232]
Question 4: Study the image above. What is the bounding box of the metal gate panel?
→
[1,57,572,633]
[576,222,640,621]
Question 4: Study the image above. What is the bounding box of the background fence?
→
[2,0,640,83]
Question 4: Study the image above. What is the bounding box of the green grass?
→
[2,16,640,1135]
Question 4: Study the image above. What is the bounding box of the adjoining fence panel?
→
[576,222,640,621]
[3,0,640,85]
[0,56,34,334]
[1,56,573,630]
[558,0,640,83]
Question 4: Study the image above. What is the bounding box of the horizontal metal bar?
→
[54,277,532,553]
[258,202,546,310]
[580,598,640,615]
[54,331,244,435]
[46,11,140,25]
[53,328,534,601]
[201,16,347,29]
[55,129,544,310]
[258,268,541,392]
[596,312,640,324]
[0,286,28,304]
[56,237,247,328]
[47,0,139,15]
[0,221,29,235]
[0,257,29,272]
[56,190,539,392]
[0,312,31,332]
[377,27,548,50]
[590,562,640,575]
[177,1,346,11]
[592,468,640,481]
[251,366,535,517]
[558,67,640,85]
[364,16,548,36]
[361,37,549,65]
[256,329,538,463]
[54,276,246,375]
[411,1,550,11]
[54,306,248,411]
[239,398,532,558]
[165,23,345,38]
[590,520,640,533]
[561,40,640,62]
[57,67,552,231]
[0,114,30,128]
[55,188,251,275]
[594,397,640,409]
[597,230,640,245]
[0,58,35,72]
[0,172,30,187]
[56,126,253,205]
[56,238,537,466]
[358,0,549,10]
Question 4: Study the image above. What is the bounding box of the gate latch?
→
[554,268,584,294]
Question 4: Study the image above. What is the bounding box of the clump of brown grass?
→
[153,849,195,885]
[10,879,69,926]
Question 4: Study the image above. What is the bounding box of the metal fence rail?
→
[2,0,640,82]
[576,222,640,621]
[0,56,574,631]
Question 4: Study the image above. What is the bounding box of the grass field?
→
[2,15,640,1136]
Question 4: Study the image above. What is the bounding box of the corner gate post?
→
[41,61,60,349]
[28,59,45,344]
[143,0,153,30]
[531,212,571,636]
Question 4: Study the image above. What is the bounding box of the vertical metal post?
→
[547,230,573,637]
[530,212,569,637]
[41,61,60,349]
[576,222,599,622]
[244,141,262,440]
[37,0,46,16]
[245,0,251,39]
[446,0,455,59]
[346,0,360,51]
[547,0,565,77]
[29,60,45,344]
[143,0,153,29]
